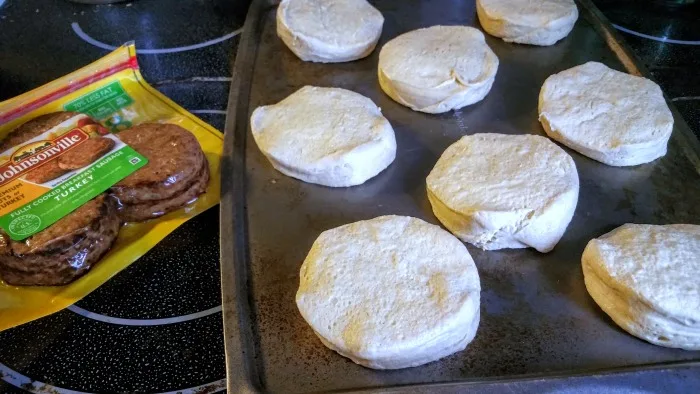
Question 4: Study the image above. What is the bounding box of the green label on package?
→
[0,114,147,240]
[64,81,134,120]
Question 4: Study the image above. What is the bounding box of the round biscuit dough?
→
[427,133,579,253]
[250,86,396,187]
[378,26,499,114]
[476,0,578,46]
[539,62,674,166]
[277,0,384,63]
[582,224,700,350]
[296,215,481,369]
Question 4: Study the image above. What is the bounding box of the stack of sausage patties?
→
[0,114,210,286]
[0,112,120,285]
[111,123,210,222]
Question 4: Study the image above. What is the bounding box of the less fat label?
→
[0,114,147,240]
[64,81,134,120]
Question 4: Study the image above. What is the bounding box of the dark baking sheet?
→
[220,0,700,392]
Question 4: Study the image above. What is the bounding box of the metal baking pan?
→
[220,0,700,392]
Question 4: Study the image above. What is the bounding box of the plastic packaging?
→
[0,43,223,331]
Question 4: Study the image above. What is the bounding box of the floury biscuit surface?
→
[378,26,499,114]
[427,133,579,253]
[277,0,384,63]
[582,224,700,350]
[539,62,673,166]
[250,86,396,187]
[477,0,578,46]
[296,215,481,369]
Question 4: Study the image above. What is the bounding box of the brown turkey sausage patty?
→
[0,113,122,286]
[111,123,206,204]
[0,194,121,286]
[111,123,208,222]
[118,159,210,222]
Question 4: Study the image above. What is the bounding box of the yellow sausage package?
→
[0,43,223,331]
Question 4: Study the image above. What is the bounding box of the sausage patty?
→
[118,159,210,222]
[0,194,121,286]
[111,123,209,222]
[0,113,123,286]
[111,123,206,204]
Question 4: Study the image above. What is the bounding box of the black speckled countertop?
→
[0,0,698,393]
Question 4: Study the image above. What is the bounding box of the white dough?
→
[427,133,579,253]
[296,215,481,369]
[378,26,499,114]
[582,224,700,350]
[477,0,578,46]
[277,0,384,63]
[539,62,674,166]
[250,86,396,187]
